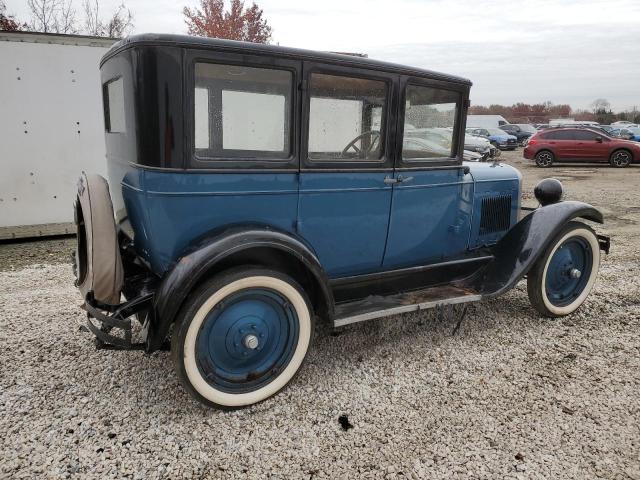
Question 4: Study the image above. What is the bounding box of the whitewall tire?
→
[527,221,600,317]
[172,268,313,409]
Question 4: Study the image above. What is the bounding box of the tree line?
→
[469,99,640,125]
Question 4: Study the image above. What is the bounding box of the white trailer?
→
[0,32,116,240]
[466,115,508,129]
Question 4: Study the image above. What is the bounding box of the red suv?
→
[524,127,640,168]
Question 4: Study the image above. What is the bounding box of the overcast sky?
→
[7,0,640,110]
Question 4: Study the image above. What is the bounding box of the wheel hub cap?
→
[569,268,582,279]
[243,334,259,350]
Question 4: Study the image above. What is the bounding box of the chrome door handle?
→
[383,176,398,184]
[397,175,414,183]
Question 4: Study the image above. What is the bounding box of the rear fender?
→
[146,226,333,352]
[468,201,604,297]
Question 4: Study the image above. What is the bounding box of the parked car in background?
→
[622,126,640,141]
[463,133,498,160]
[514,124,538,134]
[524,127,640,167]
[611,120,636,128]
[467,127,518,150]
[462,150,483,161]
[499,124,534,146]
[406,127,452,149]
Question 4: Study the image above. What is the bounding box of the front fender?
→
[468,201,604,297]
[146,226,333,352]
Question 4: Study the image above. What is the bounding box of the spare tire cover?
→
[75,173,124,305]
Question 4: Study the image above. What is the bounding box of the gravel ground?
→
[1,152,639,479]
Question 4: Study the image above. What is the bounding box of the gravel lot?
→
[1,151,639,479]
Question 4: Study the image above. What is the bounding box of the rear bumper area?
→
[83,293,153,350]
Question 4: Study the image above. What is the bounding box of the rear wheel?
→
[527,222,600,317]
[172,268,313,409]
[609,149,631,168]
[534,150,554,167]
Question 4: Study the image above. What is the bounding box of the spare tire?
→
[74,173,123,305]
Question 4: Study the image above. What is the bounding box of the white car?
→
[464,133,498,160]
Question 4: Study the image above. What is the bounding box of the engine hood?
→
[463,161,522,183]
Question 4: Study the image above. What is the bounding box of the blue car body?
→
[117,157,520,279]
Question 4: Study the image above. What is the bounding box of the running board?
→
[333,285,481,328]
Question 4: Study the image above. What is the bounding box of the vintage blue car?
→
[74,34,610,409]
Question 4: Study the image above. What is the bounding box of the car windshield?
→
[626,127,640,134]
[487,128,506,135]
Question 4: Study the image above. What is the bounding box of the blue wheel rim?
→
[545,237,593,307]
[195,288,299,393]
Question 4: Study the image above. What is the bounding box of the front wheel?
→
[172,268,313,409]
[527,222,600,317]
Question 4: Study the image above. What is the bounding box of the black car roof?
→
[101,33,472,86]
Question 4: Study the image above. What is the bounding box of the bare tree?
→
[27,0,77,33]
[83,0,133,37]
[54,0,77,33]
[27,0,58,32]
[105,3,133,37]
[83,0,100,35]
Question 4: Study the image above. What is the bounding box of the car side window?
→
[402,84,460,161]
[194,62,293,159]
[574,130,600,140]
[307,73,387,162]
[544,130,575,140]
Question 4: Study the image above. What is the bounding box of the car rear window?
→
[103,77,126,133]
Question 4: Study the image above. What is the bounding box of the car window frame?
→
[396,76,468,169]
[542,129,576,140]
[184,49,301,171]
[300,61,397,171]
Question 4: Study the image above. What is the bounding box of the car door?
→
[573,129,610,161]
[297,63,396,277]
[382,79,473,270]
[545,129,575,160]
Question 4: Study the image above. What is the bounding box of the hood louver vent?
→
[480,195,512,234]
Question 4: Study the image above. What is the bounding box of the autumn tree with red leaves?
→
[183,0,272,44]
[1,0,23,31]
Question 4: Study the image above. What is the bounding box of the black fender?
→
[146,226,334,352]
[467,201,604,298]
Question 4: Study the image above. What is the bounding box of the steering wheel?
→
[341,131,381,159]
